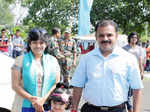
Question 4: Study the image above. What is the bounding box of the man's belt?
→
[87,102,125,111]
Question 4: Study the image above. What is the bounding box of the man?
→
[12,29,24,58]
[146,40,150,48]
[47,27,65,82]
[145,43,150,71]
[8,34,14,57]
[59,28,77,84]
[47,27,63,58]
[141,42,147,71]
[70,20,143,112]
[0,28,9,55]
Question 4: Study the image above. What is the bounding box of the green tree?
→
[0,0,14,25]
[23,0,79,34]
[91,0,150,35]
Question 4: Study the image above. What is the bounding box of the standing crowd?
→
[0,28,24,58]
[0,19,146,112]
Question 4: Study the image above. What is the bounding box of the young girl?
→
[47,83,72,112]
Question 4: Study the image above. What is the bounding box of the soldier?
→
[47,27,61,57]
[71,39,81,74]
[47,27,65,82]
[76,44,81,65]
[59,28,77,84]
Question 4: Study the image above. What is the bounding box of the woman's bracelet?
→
[71,110,77,112]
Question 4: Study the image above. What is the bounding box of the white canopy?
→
[74,34,96,42]
[117,34,128,47]
[74,34,127,49]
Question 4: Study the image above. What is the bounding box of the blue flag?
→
[78,0,93,36]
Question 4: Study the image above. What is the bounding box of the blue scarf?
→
[22,51,57,107]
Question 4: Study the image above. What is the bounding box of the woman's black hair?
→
[1,28,6,32]
[26,28,50,54]
[128,32,139,44]
[47,83,72,110]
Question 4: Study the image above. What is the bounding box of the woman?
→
[123,32,143,112]
[11,28,60,112]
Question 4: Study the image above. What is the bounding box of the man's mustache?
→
[101,40,111,44]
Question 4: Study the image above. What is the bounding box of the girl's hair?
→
[26,28,50,54]
[48,83,72,110]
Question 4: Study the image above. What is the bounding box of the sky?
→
[10,0,28,25]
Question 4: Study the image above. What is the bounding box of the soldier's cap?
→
[64,28,71,33]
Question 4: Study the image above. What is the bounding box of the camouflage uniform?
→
[47,36,62,57]
[71,46,81,75]
[76,46,81,65]
[59,38,77,82]
[47,36,65,81]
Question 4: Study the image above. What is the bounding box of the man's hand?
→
[71,87,83,112]
[72,60,76,67]
[133,89,142,112]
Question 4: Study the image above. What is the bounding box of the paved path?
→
[141,78,150,112]
[144,71,150,78]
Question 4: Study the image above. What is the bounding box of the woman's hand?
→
[31,97,45,112]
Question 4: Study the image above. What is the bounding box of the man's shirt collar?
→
[93,45,122,58]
